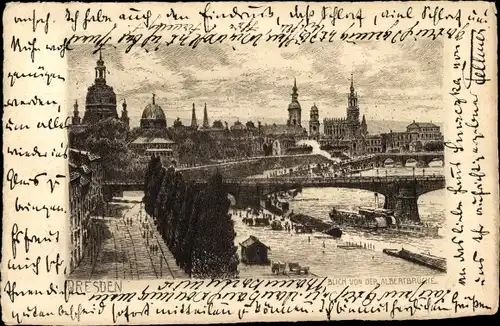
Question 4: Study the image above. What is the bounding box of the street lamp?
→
[159,253,163,278]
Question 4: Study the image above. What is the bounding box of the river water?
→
[123,167,446,279]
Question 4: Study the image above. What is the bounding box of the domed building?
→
[72,49,128,129]
[130,93,177,165]
[140,94,167,129]
[82,50,119,124]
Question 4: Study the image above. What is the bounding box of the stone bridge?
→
[103,175,445,223]
[340,152,444,170]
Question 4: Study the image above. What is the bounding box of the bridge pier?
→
[232,186,261,209]
[393,185,420,223]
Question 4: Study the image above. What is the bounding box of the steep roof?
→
[70,172,81,183]
[407,121,439,129]
[69,148,101,161]
[131,137,175,145]
[240,236,269,249]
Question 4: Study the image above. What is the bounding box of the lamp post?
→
[160,254,163,278]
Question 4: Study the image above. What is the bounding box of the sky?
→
[68,39,444,128]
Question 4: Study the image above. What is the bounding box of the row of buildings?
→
[69,148,103,272]
[70,51,443,165]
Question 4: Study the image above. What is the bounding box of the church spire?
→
[350,72,354,94]
[202,103,210,128]
[348,73,358,108]
[73,100,79,115]
[95,48,106,84]
[191,103,198,129]
[152,93,156,105]
[291,77,298,101]
[72,100,81,125]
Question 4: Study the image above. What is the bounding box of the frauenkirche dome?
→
[82,49,118,124]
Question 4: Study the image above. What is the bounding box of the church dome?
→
[82,50,118,125]
[142,103,166,120]
[311,103,318,112]
[86,84,117,108]
[140,94,167,129]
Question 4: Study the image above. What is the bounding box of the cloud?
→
[68,39,443,125]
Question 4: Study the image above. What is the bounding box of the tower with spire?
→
[202,103,210,129]
[287,78,302,127]
[72,100,81,125]
[121,99,130,129]
[346,73,360,122]
[309,103,320,140]
[82,48,118,124]
[191,103,198,129]
[346,73,361,139]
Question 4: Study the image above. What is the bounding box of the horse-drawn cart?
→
[271,262,287,275]
[288,262,310,275]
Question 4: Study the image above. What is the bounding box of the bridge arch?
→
[417,188,445,223]
[384,158,395,167]
[272,140,282,156]
[285,187,386,210]
[405,158,418,167]
[227,193,236,207]
[428,158,444,167]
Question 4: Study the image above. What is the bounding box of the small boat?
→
[383,248,446,272]
[324,227,342,238]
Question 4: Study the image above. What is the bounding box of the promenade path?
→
[70,202,187,280]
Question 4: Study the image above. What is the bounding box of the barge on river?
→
[383,248,446,272]
[329,206,440,238]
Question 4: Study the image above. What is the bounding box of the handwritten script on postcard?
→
[2,1,498,324]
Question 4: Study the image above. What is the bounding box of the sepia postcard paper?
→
[1,1,499,324]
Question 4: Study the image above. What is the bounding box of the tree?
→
[191,173,238,278]
[181,187,204,276]
[424,141,444,152]
[146,166,165,217]
[173,117,183,128]
[69,118,148,182]
[246,121,256,129]
[212,120,224,129]
[168,172,186,256]
[144,156,161,203]
[175,181,197,269]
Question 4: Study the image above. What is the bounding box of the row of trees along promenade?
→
[143,156,239,278]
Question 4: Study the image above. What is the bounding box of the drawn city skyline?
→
[68,39,443,127]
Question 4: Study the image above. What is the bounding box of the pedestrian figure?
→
[323,241,325,248]
[308,236,311,243]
